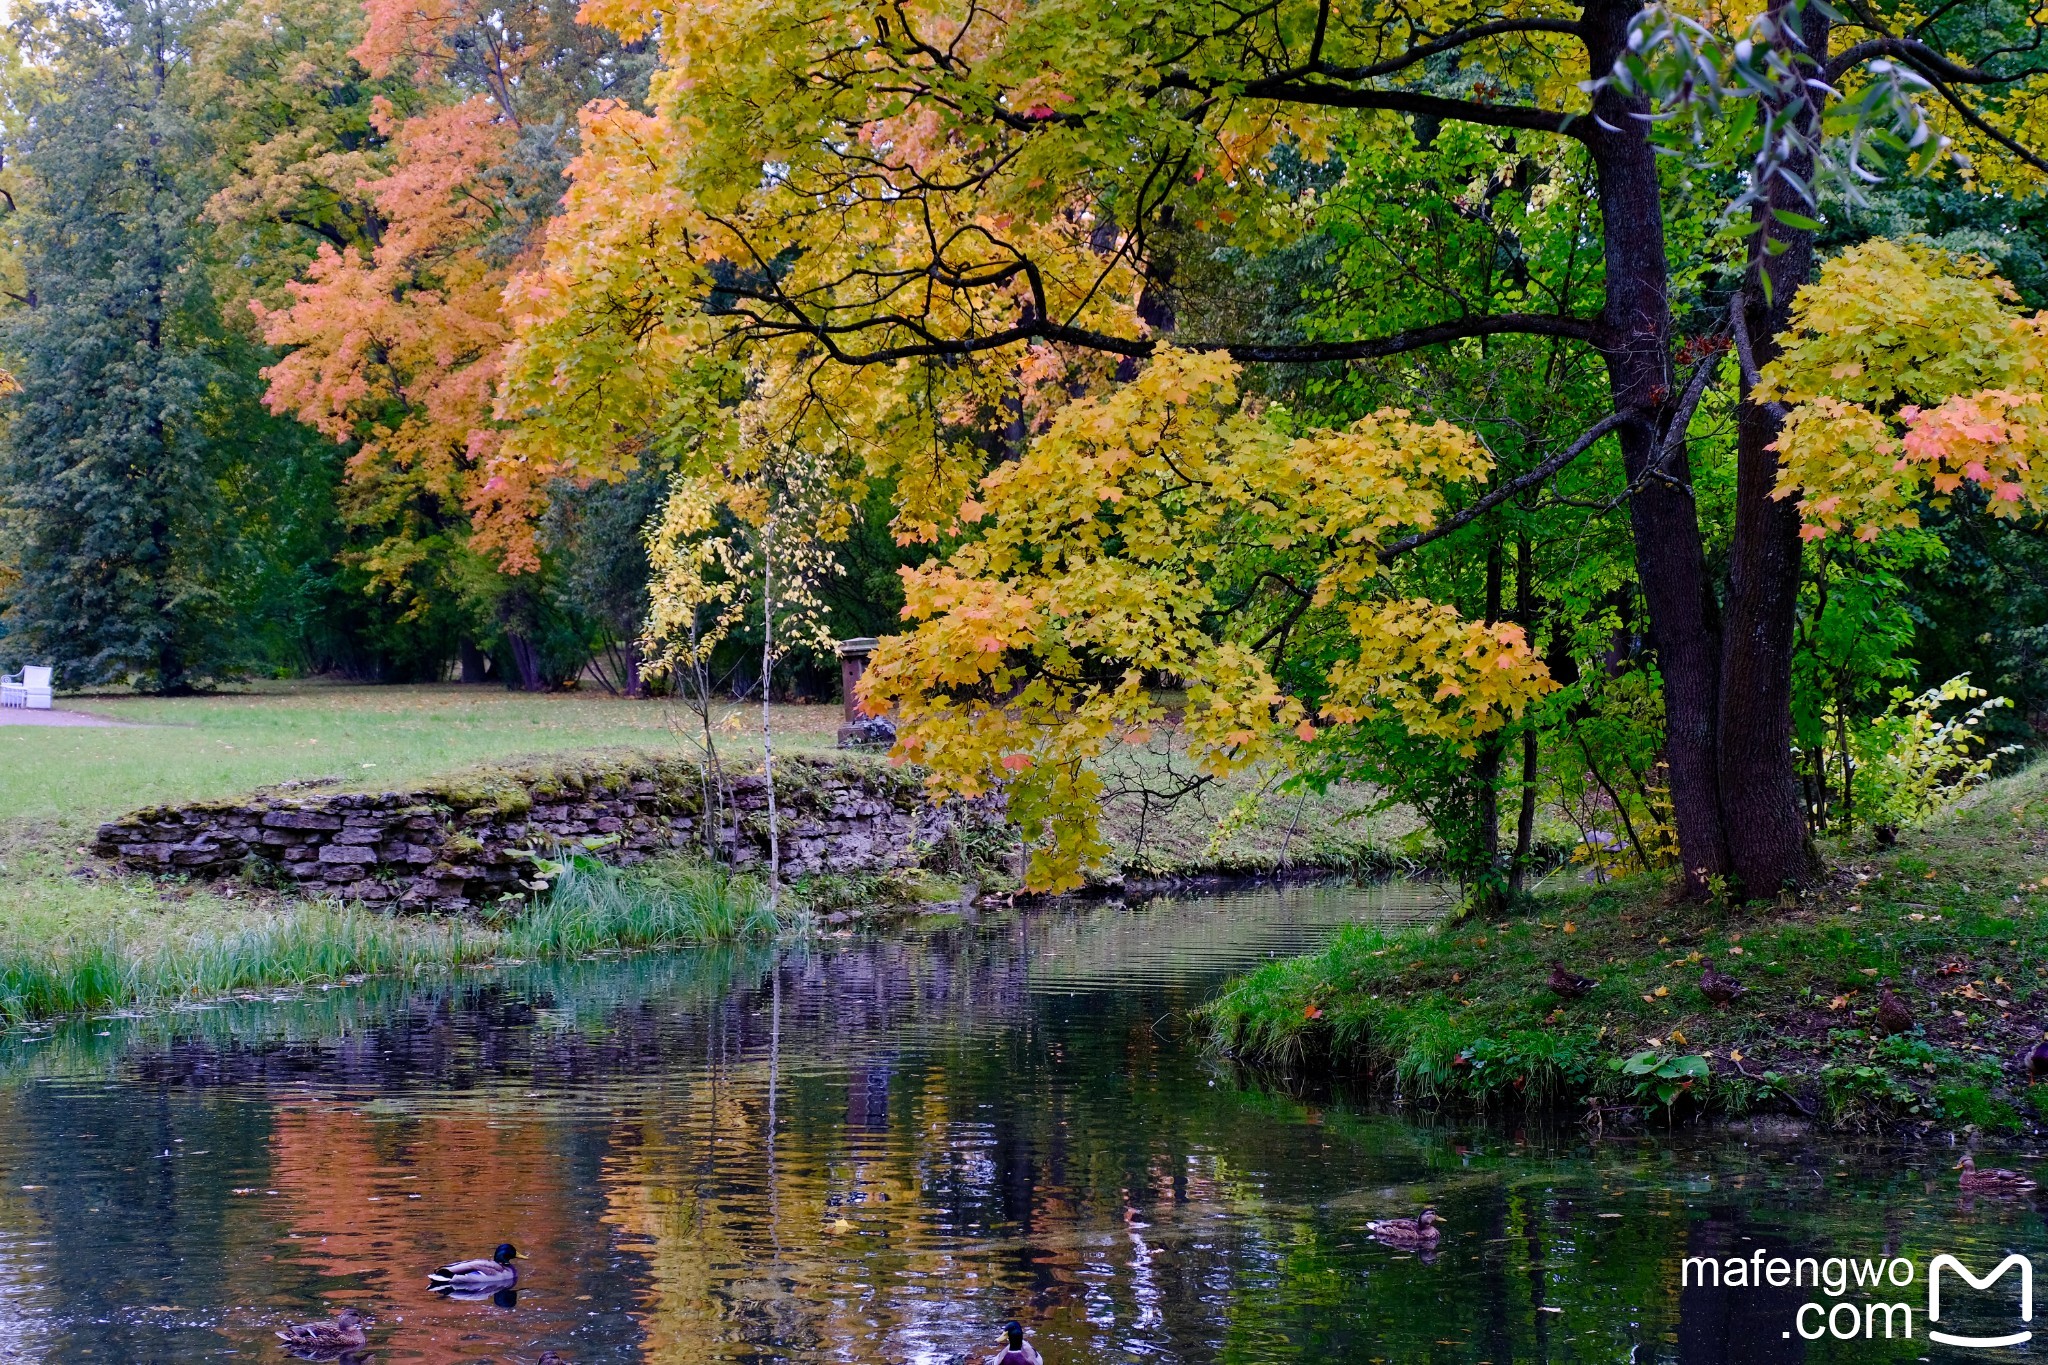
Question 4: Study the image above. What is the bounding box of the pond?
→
[0,882,2041,1363]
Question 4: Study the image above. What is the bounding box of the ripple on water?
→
[0,881,2037,1363]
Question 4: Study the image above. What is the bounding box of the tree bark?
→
[1475,540,1505,903]
[506,633,546,692]
[1511,536,1539,896]
[1716,0,1828,896]
[1582,0,1729,894]
[761,519,782,915]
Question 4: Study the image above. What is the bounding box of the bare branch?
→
[1822,36,2019,86]
[1242,82,1587,139]
[1312,18,1586,81]
[1205,313,1605,364]
[1379,408,1636,562]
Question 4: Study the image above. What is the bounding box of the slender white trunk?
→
[761,519,780,913]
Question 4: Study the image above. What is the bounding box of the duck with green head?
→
[429,1242,519,1292]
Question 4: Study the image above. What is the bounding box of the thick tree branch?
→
[1240,83,1586,139]
[1917,72,2048,178]
[1822,36,2018,85]
[1729,291,1790,422]
[1215,312,1604,363]
[1656,347,1724,469]
[1313,18,1586,80]
[732,304,1601,367]
[1379,408,1636,562]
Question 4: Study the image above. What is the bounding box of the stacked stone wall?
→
[93,755,999,912]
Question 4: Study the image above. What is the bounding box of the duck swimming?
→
[986,1320,1043,1365]
[428,1242,518,1292]
[1957,1153,2038,1194]
[274,1307,369,1352]
[1366,1207,1446,1249]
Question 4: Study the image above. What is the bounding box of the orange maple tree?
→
[251,0,631,598]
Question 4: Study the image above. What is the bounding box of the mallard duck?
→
[1699,960,1747,1008]
[274,1307,369,1351]
[428,1242,518,1292]
[1548,961,1598,1000]
[1366,1207,1446,1248]
[985,1320,1044,1365]
[1874,983,1914,1037]
[1957,1153,2038,1194]
[2020,1038,2048,1084]
[537,1354,567,1365]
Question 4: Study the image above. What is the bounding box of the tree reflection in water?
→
[0,883,2033,1363]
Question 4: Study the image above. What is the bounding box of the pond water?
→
[0,882,2043,1364]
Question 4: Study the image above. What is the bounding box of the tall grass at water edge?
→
[0,859,779,1024]
[502,859,783,954]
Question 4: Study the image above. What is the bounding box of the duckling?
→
[1874,982,1914,1037]
[1548,961,1598,1000]
[1957,1152,2038,1194]
[1366,1207,1446,1249]
[986,1320,1043,1365]
[2020,1037,2048,1084]
[275,1307,369,1352]
[428,1242,518,1292]
[1699,960,1747,1008]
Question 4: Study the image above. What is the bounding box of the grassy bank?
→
[1207,759,2048,1132]
[0,680,846,824]
[0,857,778,1024]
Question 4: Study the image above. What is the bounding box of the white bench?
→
[0,665,52,709]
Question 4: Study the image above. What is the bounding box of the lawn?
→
[1207,757,2048,1132]
[0,681,842,825]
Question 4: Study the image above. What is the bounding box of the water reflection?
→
[0,882,2039,1363]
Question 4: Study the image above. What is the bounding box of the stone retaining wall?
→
[93,754,1003,913]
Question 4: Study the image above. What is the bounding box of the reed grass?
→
[503,860,779,955]
[0,858,780,1024]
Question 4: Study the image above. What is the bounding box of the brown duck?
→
[274,1308,369,1352]
[1957,1153,2038,1194]
[1699,960,1747,1008]
[1874,983,1914,1037]
[2021,1038,2048,1084]
[1548,962,1599,1000]
[1366,1207,1446,1249]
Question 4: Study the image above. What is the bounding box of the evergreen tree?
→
[0,1,224,691]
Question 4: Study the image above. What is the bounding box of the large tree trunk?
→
[1716,1,1829,896]
[1583,0,1730,895]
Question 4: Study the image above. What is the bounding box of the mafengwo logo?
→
[1682,1249,2033,1346]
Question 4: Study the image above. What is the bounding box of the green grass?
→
[0,854,779,1024]
[503,859,783,953]
[1206,758,2048,1131]
[0,679,844,824]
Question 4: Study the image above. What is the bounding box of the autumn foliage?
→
[858,349,1554,888]
[1766,241,2048,542]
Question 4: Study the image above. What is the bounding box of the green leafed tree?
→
[0,0,231,691]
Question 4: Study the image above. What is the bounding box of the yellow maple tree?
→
[1765,239,2048,541]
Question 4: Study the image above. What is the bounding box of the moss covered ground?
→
[1207,759,2048,1133]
